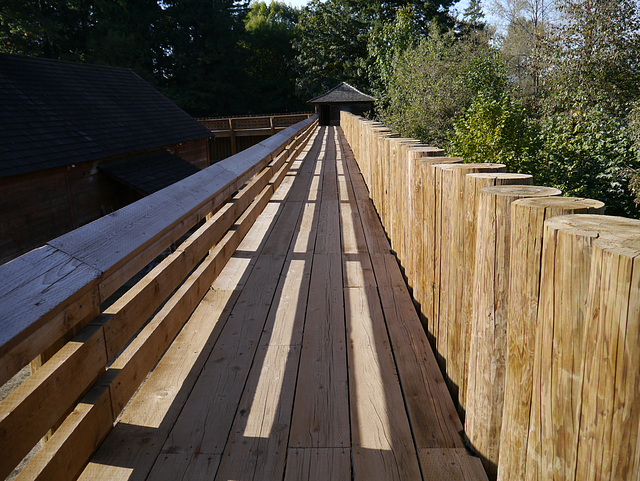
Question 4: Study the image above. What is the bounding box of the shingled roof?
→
[0,54,213,178]
[308,82,374,104]
[100,150,201,196]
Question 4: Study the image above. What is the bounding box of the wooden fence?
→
[199,112,314,161]
[0,115,318,480]
[341,111,640,481]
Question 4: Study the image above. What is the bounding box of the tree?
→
[538,104,640,217]
[450,92,540,175]
[526,0,640,216]
[343,0,456,25]
[532,0,640,113]
[241,1,304,113]
[487,0,556,93]
[0,0,163,86]
[294,0,370,100]
[367,6,423,109]
[463,0,487,30]
[0,0,91,60]
[378,24,504,148]
[488,0,556,34]
[87,0,163,84]
[159,0,250,116]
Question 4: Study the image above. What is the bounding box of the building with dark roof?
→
[308,82,374,126]
[0,54,214,264]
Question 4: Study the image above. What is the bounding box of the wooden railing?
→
[199,112,314,160]
[341,111,640,481]
[0,115,318,480]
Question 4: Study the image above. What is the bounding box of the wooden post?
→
[364,123,388,192]
[416,158,462,343]
[386,138,420,259]
[269,116,276,135]
[436,165,508,378]
[465,185,561,480]
[229,118,237,155]
[372,131,397,214]
[576,234,640,480]
[405,147,445,292]
[497,198,604,481]
[525,214,640,481]
[444,172,533,419]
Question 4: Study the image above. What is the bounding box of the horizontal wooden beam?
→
[0,117,319,480]
[0,115,317,387]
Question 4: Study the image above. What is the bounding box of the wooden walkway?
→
[77,126,487,481]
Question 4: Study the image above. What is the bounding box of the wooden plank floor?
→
[80,126,487,481]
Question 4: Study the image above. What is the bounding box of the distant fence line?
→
[199,112,314,161]
[341,111,640,481]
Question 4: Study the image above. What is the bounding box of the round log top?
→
[419,157,463,165]
[593,234,640,258]
[544,214,640,240]
[439,162,506,171]
[407,146,445,153]
[481,185,562,197]
[387,137,421,145]
[467,172,532,180]
[512,196,605,211]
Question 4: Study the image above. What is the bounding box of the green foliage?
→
[158,0,250,116]
[538,104,640,217]
[449,92,540,175]
[533,0,640,113]
[294,0,458,102]
[343,0,456,25]
[378,25,505,148]
[87,0,163,84]
[463,0,485,27]
[367,6,422,108]
[241,1,304,113]
[294,0,370,100]
[0,0,91,60]
[459,0,487,33]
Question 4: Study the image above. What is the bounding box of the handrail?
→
[0,114,318,479]
[0,115,316,386]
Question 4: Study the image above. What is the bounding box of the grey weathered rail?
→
[0,115,317,480]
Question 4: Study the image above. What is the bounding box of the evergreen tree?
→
[87,0,163,84]
[159,0,250,116]
[0,0,91,60]
[242,1,305,113]
[294,0,370,100]
[463,0,486,29]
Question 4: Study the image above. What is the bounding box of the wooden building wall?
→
[169,138,210,170]
[0,162,138,265]
[1,139,210,265]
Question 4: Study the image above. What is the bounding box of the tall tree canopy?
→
[0,0,93,60]
[294,0,370,100]
[158,0,249,116]
[241,1,304,113]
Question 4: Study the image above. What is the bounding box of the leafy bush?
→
[538,104,640,217]
[449,92,541,176]
[377,25,505,148]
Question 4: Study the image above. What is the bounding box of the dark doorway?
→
[320,105,331,126]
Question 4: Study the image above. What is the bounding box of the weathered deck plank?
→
[78,126,486,481]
